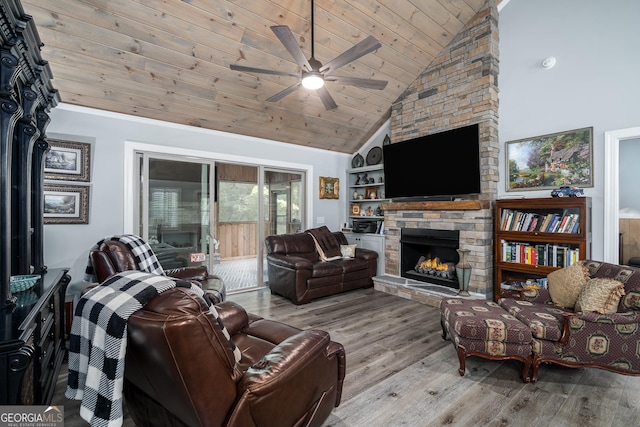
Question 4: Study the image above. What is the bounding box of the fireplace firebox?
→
[400,228,460,289]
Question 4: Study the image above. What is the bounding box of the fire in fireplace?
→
[400,228,460,289]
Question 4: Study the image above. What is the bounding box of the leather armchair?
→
[89,239,226,303]
[124,287,346,427]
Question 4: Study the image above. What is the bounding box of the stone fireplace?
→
[378,200,494,300]
[373,2,499,305]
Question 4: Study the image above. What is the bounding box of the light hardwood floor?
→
[53,287,640,426]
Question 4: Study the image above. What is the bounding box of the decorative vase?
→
[456,248,471,297]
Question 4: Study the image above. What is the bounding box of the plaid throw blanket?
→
[66,270,241,427]
[84,234,164,283]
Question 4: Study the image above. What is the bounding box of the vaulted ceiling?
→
[22,0,495,154]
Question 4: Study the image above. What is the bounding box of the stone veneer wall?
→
[384,1,499,299]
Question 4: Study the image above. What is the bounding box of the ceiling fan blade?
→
[230,64,299,78]
[266,82,302,102]
[320,35,382,75]
[316,86,338,110]
[325,76,388,90]
[271,25,312,71]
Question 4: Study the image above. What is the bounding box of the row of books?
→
[500,209,581,234]
[500,240,580,267]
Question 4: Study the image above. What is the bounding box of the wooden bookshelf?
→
[494,197,592,300]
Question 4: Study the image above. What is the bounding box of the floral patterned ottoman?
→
[440,298,533,382]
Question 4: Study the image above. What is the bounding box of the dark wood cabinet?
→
[0,0,63,405]
[0,268,70,404]
[494,197,592,300]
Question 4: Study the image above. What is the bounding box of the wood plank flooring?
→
[53,288,640,426]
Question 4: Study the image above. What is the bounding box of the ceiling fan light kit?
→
[230,0,387,110]
[302,71,324,89]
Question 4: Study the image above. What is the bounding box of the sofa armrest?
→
[267,254,313,270]
[165,266,209,280]
[354,248,378,261]
[239,329,338,394]
[559,310,640,344]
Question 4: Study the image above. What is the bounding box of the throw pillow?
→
[340,244,357,258]
[547,262,590,309]
[575,278,625,314]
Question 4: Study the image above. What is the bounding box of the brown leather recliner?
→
[89,240,226,303]
[123,286,346,427]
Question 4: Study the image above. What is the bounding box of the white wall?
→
[498,0,640,261]
[45,104,351,290]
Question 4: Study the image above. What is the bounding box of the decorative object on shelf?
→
[350,204,361,216]
[43,184,90,224]
[44,139,92,182]
[366,206,373,216]
[319,176,339,199]
[351,153,364,168]
[383,134,391,145]
[366,146,383,165]
[550,185,585,198]
[355,173,361,185]
[10,274,40,293]
[456,249,471,297]
[506,127,593,191]
[375,206,383,216]
[353,190,360,199]
[365,187,377,199]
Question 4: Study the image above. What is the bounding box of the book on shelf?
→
[500,240,580,267]
[500,208,581,234]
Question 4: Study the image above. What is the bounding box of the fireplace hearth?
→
[401,228,460,289]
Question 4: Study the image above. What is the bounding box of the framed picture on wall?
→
[43,184,90,224]
[506,127,593,191]
[44,139,91,182]
[319,176,339,199]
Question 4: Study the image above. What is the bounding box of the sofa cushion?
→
[499,298,573,341]
[547,262,590,309]
[574,278,625,314]
[306,226,343,261]
[583,260,640,311]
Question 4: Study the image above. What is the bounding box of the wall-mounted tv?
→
[382,124,481,201]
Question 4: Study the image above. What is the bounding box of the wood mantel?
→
[381,200,491,211]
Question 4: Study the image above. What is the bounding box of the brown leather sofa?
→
[124,286,346,427]
[264,228,378,305]
[90,239,226,303]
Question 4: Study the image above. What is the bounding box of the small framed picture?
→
[43,184,90,224]
[365,187,378,200]
[350,204,361,216]
[44,139,91,182]
[319,176,339,199]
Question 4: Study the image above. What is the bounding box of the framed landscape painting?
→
[44,139,91,182]
[43,184,90,224]
[506,127,593,191]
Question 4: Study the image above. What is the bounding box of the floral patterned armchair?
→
[498,260,640,382]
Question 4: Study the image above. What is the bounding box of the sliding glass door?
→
[137,154,215,271]
[135,152,305,292]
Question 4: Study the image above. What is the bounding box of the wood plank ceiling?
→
[22,0,491,154]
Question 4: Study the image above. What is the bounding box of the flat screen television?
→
[382,124,481,201]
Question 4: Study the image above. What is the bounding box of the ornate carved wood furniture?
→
[0,0,65,405]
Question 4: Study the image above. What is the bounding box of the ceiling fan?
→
[230,0,388,110]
